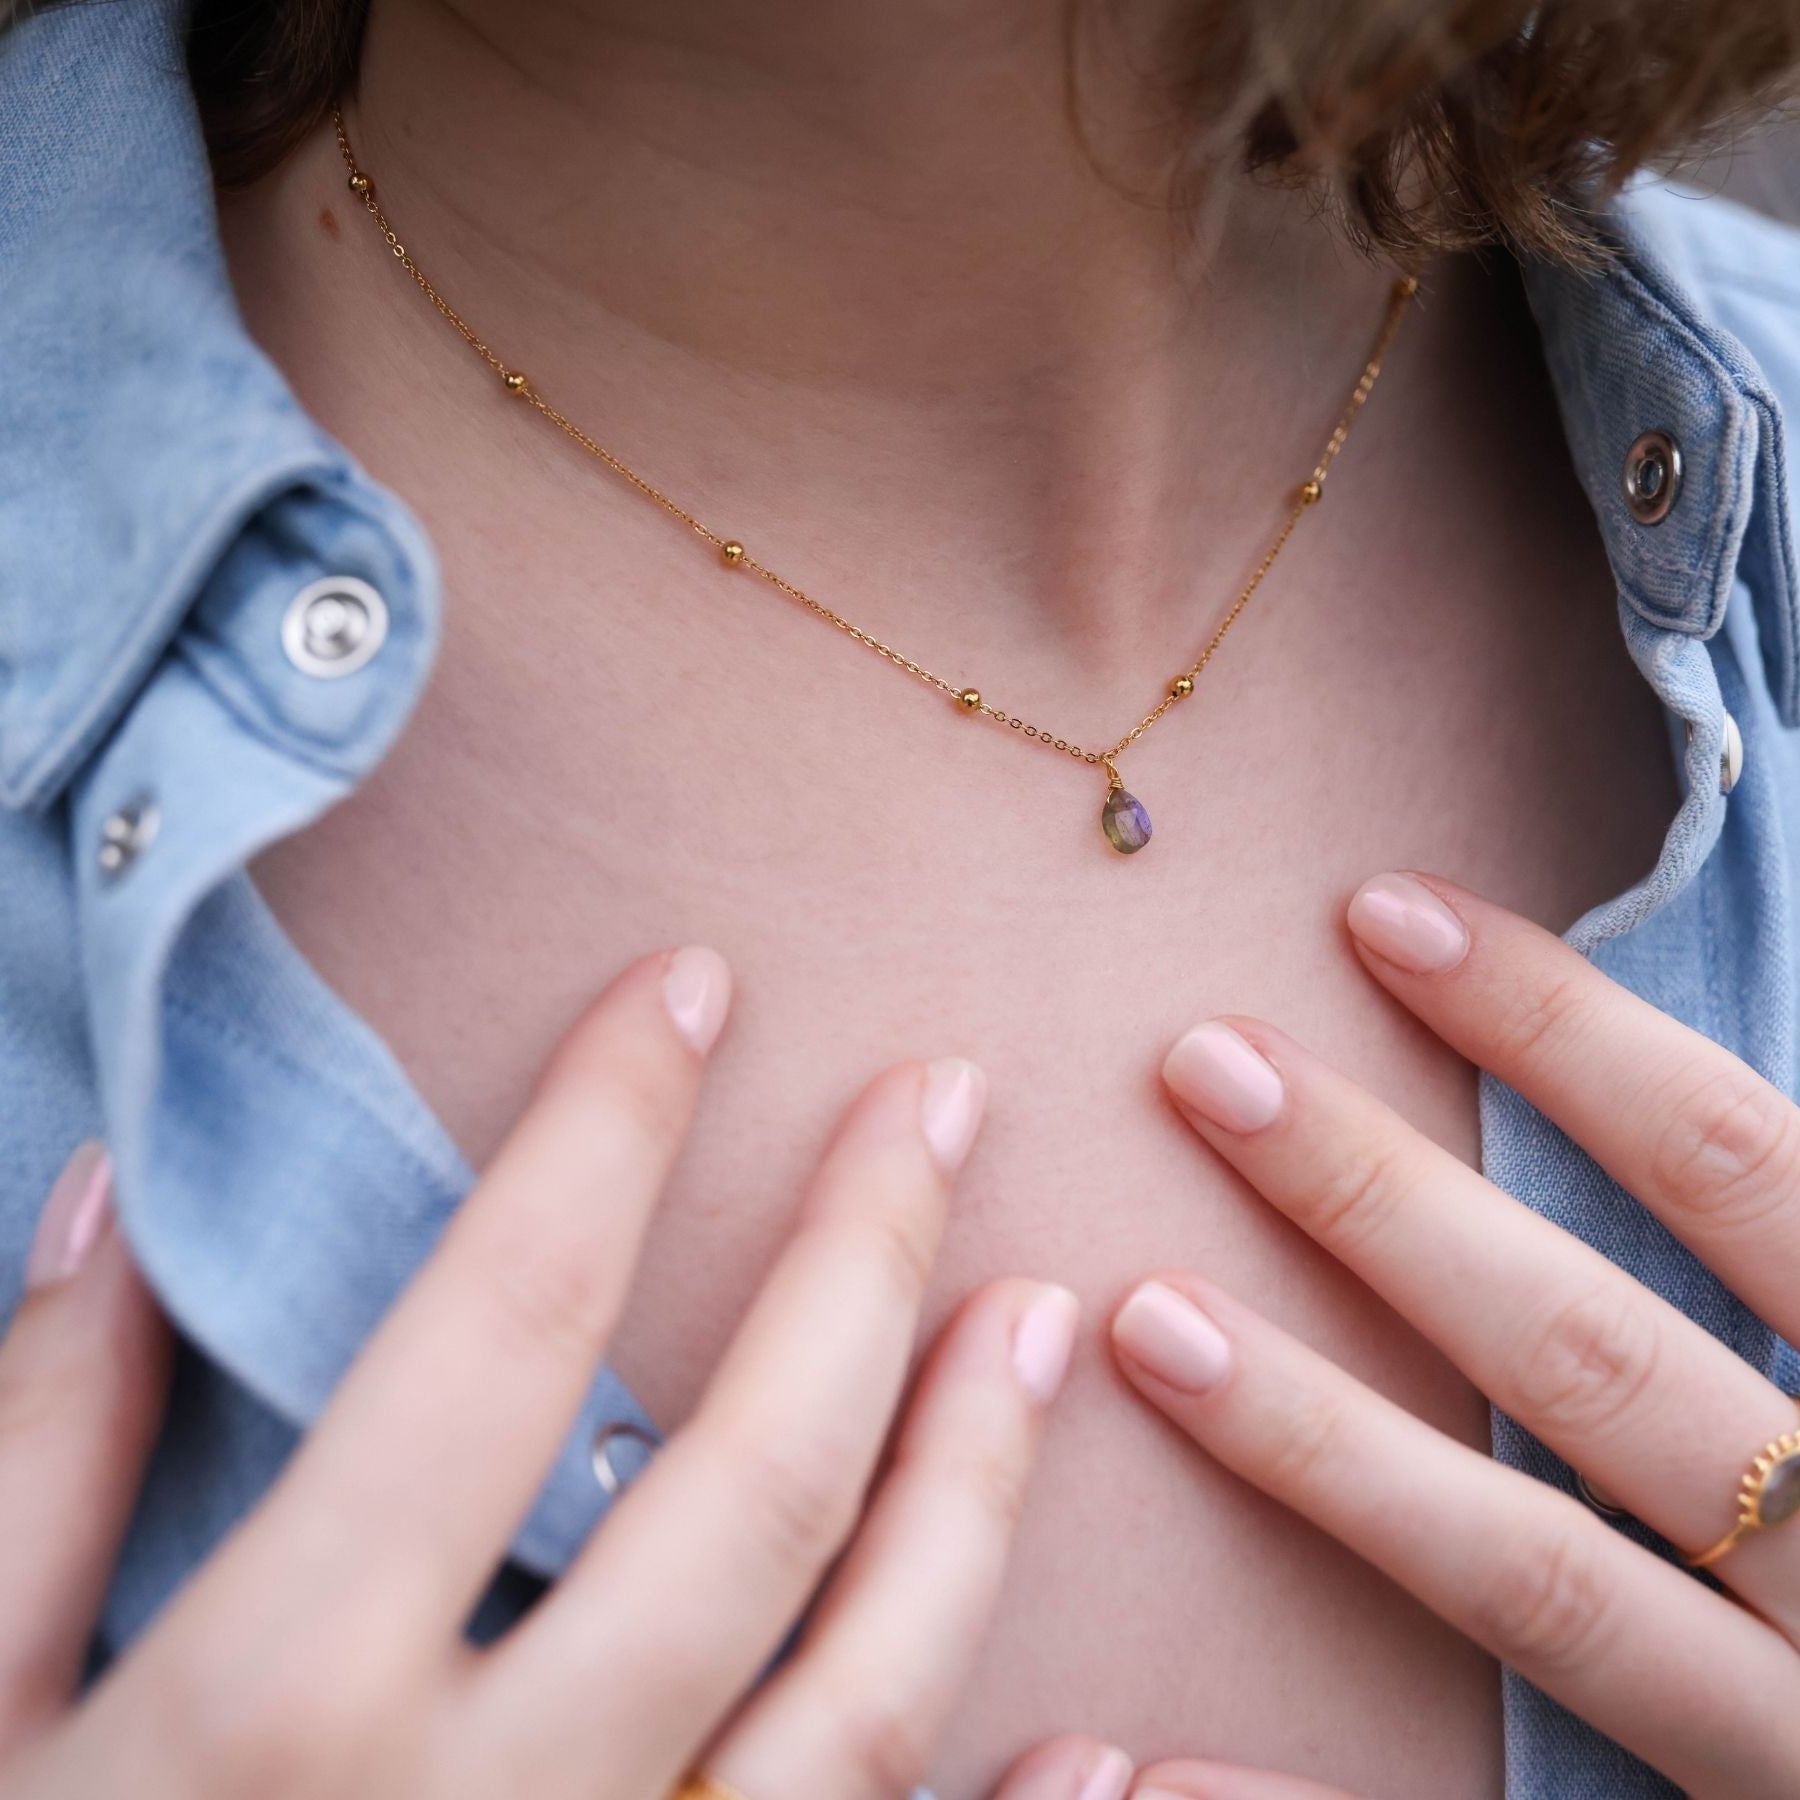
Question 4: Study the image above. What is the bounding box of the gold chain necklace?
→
[333,109,1415,856]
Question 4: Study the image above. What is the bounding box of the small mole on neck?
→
[318,206,341,241]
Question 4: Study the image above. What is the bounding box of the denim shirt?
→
[5,6,1800,1797]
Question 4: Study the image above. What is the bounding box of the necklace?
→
[333,110,1415,856]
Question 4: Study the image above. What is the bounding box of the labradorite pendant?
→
[1102,785,1152,854]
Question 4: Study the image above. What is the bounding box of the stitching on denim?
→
[1684,239,1800,722]
[2,446,340,810]
[1690,627,1730,1053]
[1742,385,1800,724]
[1616,243,1800,716]
[159,987,461,1199]
[167,471,438,786]
[1603,257,1752,634]
[174,643,379,787]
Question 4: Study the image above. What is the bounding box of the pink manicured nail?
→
[1074,1746,1134,1800]
[1347,872,1470,973]
[26,1142,113,1292]
[920,1057,987,1174]
[1113,1282,1232,1393]
[1012,1284,1080,1405]
[662,946,732,1053]
[1163,1022,1284,1133]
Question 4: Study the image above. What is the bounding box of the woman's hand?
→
[1109,873,1800,1800]
[0,947,1124,1800]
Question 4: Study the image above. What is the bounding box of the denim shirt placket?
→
[1487,238,1800,1799]
[66,487,675,1647]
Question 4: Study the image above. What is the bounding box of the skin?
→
[217,0,1677,1789]
[1111,876,1800,1798]
[9,886,1798,1796]
[0,952,1132,1798]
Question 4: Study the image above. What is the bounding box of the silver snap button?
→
[1721,709,1744,795]
[591,1422,657,1497]
[1622,430,1682,526]
[97,794,159,882]
[1576,1471,1630,1520]
[281,576,389,679]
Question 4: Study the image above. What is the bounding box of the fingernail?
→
[1347,872,1470,973]
[1163,1022,1284,1133]
[920,1057,987,1174]
[1012,1284,1080,1405]
[26,1142,113,1292]
[1113,1281,1232,1393]
[1075,1746,1134,1800]
[663,946,732,1054]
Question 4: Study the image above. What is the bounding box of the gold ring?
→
[669,1777,748,1800]
[1687,1429,1800,1569]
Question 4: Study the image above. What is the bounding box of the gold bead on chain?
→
[332,109,1417,857]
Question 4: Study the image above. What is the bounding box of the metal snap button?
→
[1576,1471,1630,1520]
[281,576,389,678]
[1721,708,1744,795]
[591,1422,658,1497]
[1622,430,1682,526]
[97,794,159,882]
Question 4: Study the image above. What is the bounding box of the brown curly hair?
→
[165,0,1800,264]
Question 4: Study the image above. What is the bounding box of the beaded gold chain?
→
[334,109,1416,855]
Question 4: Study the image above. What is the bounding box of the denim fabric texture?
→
[5,4,1800,1796]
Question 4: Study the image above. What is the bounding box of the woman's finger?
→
[0,1147,172,1755]
[1344,871,1800,1344]
[474,1056,985,1797]
[991,1735,1135,1800]
[1110,1276,1800,1800]
[1130,1759,1366,1799]
[201,947,730,1639]
[1157,1013,1800,1620]
[706,1278,1080,1800]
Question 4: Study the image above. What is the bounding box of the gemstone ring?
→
[1687,1428,1800,1569]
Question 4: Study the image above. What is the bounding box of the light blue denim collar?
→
[1524,206,1799,718]
[0,0,438,813]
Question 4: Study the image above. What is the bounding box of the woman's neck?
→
[233,0,1406,652]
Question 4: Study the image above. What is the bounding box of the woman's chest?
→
[251,457,1675,1791]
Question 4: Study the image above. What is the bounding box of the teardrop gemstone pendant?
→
[1102,783,1153,854]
